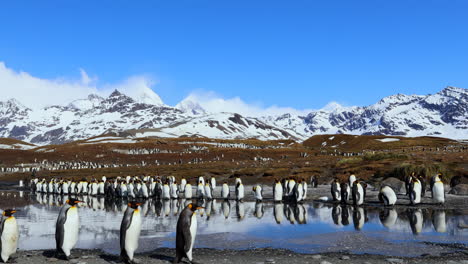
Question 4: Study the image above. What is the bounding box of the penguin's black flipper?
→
[0,215,5,253]
[120,207,134,262]
[55,206,69,253]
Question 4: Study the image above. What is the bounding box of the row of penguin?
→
[29,172,445,206]
[1,173,446,264]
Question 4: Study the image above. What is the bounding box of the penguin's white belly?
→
[274,185,283,201]
[62,207,79,256]
[162,186,170,199]
[357,186,364,205]
[1,218,18,262]
[432,182,445,203]
[186,213,197,261]
[255,189,262,200]
[413,184,422,203]
[125,211,142,260]
[221,186,229,198]
[185,186,192,198]
[382,187,397,205]
[237,186,244,199]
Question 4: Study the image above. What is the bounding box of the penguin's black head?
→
[127,201,141,209]
[66,198,83,206]
[2,209,17,217]
[187,203,204,211]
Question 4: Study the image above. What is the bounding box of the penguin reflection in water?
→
[174,203,204,264]
[120,202,142,264]
[0,209,19,263]
[56,198,83,260]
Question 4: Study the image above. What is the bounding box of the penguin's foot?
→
[8,257,17,263]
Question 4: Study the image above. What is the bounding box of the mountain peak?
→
[109,89,124,98]
[176,97,206,115]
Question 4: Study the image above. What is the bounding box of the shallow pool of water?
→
[2,191,467,257]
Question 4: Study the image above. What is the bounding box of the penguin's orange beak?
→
[136,203,142,206]
[196,206,204,210]
[11,210,17,214]
[75,200,84,204]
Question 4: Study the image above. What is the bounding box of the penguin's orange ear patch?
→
[66,199,70,204]
[188,204,193,209]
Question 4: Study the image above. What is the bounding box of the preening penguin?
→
[56,198,83,260]
[378,186,397,206]
[120,202,142,264]
[430,173,445,204]
[0,209,18,263]
[331,179,341,202]
[174,203,203,264]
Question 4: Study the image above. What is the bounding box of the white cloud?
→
[178,90,315,117]
[0,61,346,117]
[0,62,160,109]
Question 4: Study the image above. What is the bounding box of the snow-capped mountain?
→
[266,86,467,139]
[0,86,466,145]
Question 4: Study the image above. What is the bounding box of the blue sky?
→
[0,0,467,110]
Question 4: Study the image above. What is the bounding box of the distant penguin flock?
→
[0,172,449,263]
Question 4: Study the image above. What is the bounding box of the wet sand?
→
[13,247,468,264]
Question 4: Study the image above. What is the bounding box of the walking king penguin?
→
[56,198,82,260]
[174,203,203,263]
[430,173,445,204]
[120,202,142,264]
[0,209,18,263]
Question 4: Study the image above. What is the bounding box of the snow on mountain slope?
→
[0,86,466,145]
[267,86,467,140]
[148,112,301,140]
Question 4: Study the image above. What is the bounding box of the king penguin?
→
[221,182,230,200]
[409,176,422,205]
[352,181,365,206]
[235,181,244,201]
[120,202,142,264]
[0,209,18,263]
[174,203,203,264]
[273,179,283,202]
[430,173,445,205]
[331,178,341,201]
[56,198,82,260]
